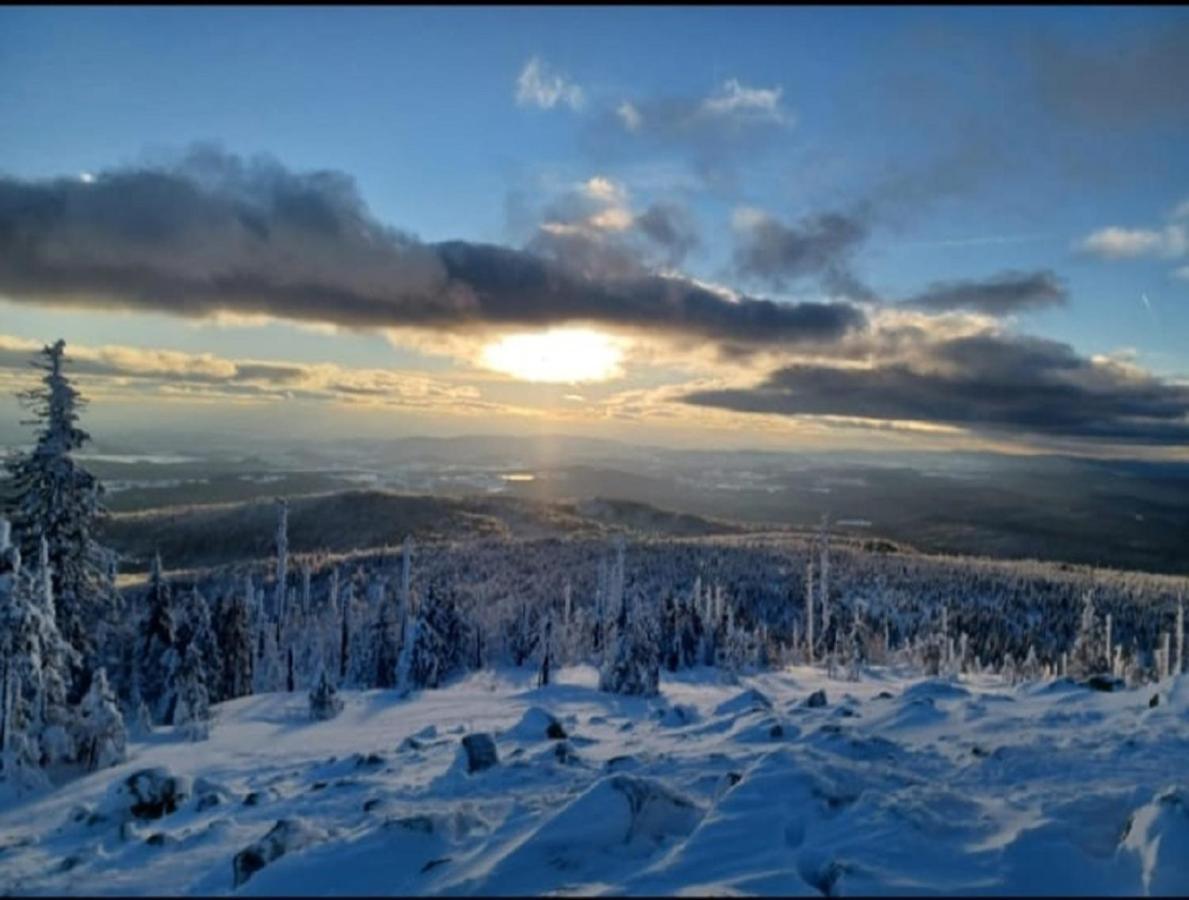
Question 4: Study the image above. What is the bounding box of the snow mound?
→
[900,678,970,702]
[714,689,773,717]
[503,706,566,741]
[658,703,700,727]
[1121,787,1189,895]
[473,775,704,893]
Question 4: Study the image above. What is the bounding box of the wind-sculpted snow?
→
[1,665,1188,895]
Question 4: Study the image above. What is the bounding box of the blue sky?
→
[1,6,1186,453]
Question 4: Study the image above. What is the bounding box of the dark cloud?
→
[732,211,870,297]
[634,202,701,266]
[684,333,1189,445]
[0,146,864,347]
[437,241,863,344]
[1031,22,1189,127]
[901,270,1067,316]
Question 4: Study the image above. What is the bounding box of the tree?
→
[0,517,77,781]
[403,584,465,690]
[2,340,118,695]
[138,553,177,723]
[170,643,211,741]
[599,547,660,699]
[308,666,343,721]
[214,590,253,701]
[176,586,223,702]
[73,668,127,772]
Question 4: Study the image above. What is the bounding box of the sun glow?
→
[480,327,626,383]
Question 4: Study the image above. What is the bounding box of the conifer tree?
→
[138,553,177,723]
[2,340,118,695]
[215,590,253,701]
[73,668,126,771]
[308,665,343,721]
[171,643,211,741]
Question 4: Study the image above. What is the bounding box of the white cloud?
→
[702,78,790,124]
[616,100,643,131]
[1173,265,1189,282]
[1172,198,1189,220]
[1080,225,1187,259]
[515,57,584,111]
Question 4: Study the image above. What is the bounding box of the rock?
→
[1149,694,1160,708]
[194,777,232,812]
[243,791,265,807]
[145,832,175,848]
[552,741,578,765]
[805,690,828,709]
[1085,674,1125,692]
[232,818,325,887]
[876,691,895,700]
[461,733,499,773]
[421,857,451,873]
[362,798,386,813]
[769,723,785,739]
[659,704,700,727]
[115,768,191,821]
[505,707,567,742]
[310,781,328,791]
[605,755,638,772]
[354,752,386,768]
[385,815,435,834]
[715,689,773,717]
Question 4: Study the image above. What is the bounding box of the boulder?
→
[461,733,499,774]
[232,818,325,887]
[113,768,191,821]
[805,689,828,709]
[1085,674,1125,693]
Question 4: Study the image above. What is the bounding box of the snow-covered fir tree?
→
[170,643,211,741]
[538,614,554,688]
[403,584,465,690]
[0,517,77,781]
[138,553,177,723]
[72,667,126,772]
[308,665,343,721]
[599,549,660,698]
[176,586,223,703]
[2,340,118,696]
[273,498,288,621]
[214,588,253,701]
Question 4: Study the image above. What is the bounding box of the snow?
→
[2,665,1188,896]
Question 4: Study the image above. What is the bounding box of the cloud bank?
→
[0,146,863,348]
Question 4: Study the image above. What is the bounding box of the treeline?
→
[1,340,1186,796]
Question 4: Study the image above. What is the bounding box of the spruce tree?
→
[73,668,127,772]
[170,643,211,741]
[2,340,118,696]
[214,591,253,701]
[138,553,177,723]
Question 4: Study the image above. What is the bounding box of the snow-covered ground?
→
[2,665,1188,896]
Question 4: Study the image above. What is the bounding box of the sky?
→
[1,6,1187,456]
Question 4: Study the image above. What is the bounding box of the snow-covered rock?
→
[105,768,191,821]
[232,818,326,887]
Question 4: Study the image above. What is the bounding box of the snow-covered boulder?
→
[503,707,566,741]
[232,818,326,887]
[1084,674,1125,693]
[1121,787,1189,895]
[461,733,499,773]
[715,689,773,717]
[107,768,191,821]
[658,703,700,727]
[804,689,828,709]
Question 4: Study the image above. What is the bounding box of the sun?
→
[479,327,625,383]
